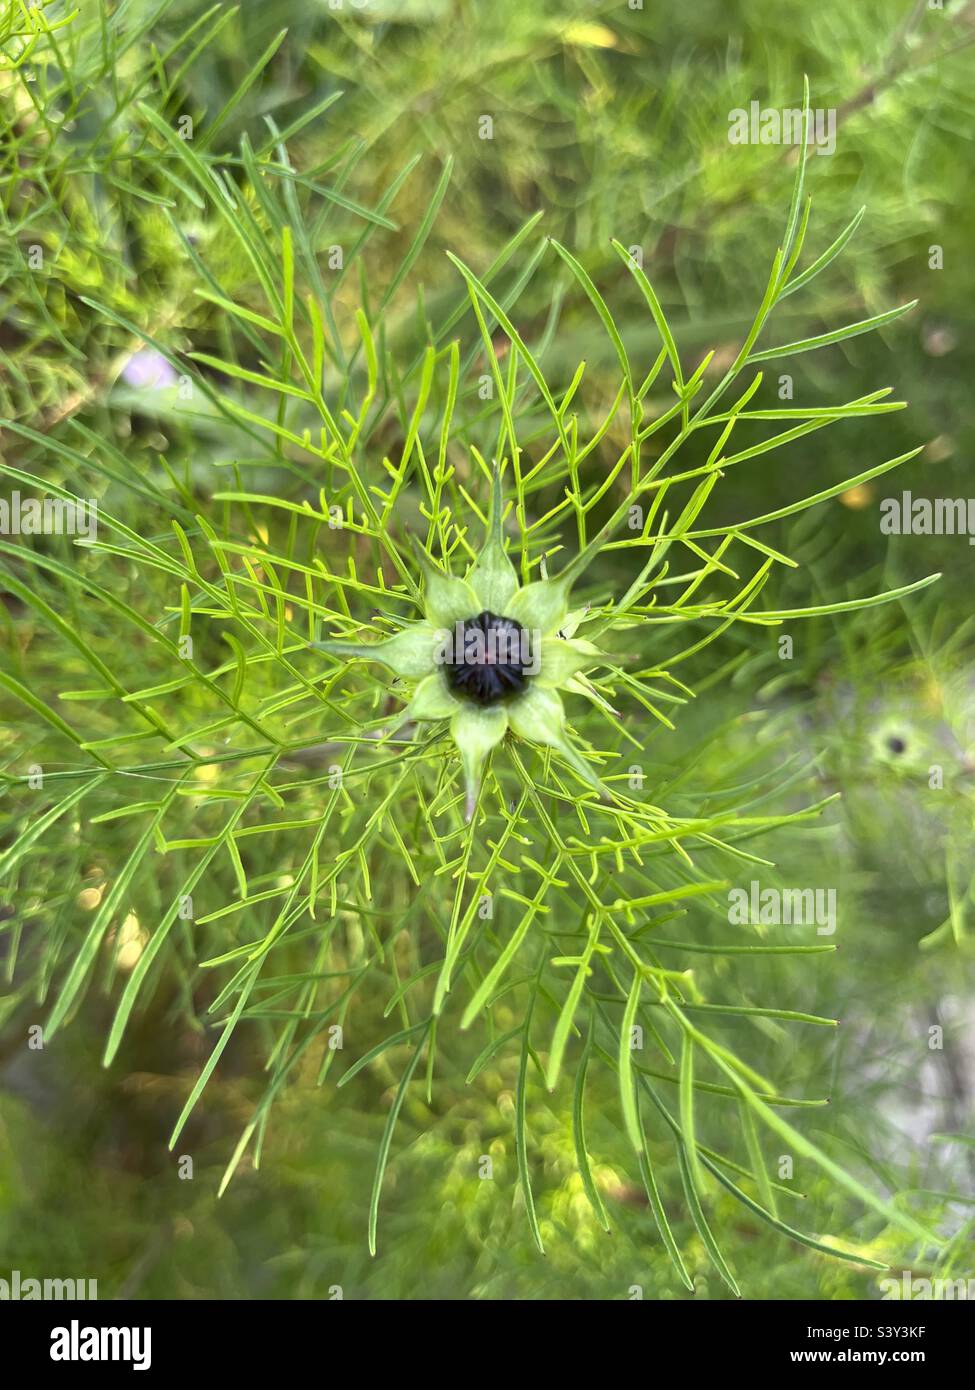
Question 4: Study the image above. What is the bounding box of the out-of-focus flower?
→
[120,349,177,389]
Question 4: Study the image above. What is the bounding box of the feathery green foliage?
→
[2,2,972,1297]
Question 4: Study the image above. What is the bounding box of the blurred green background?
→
[1,0,973,1299]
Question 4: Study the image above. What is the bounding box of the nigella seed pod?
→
[443,611,532,706]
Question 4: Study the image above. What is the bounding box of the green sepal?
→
[508,685,605,794]
[411,538,480,628]
[505,574,572,637]
[467,465,519,614]
[450,703,508,822]
[312,623,442,680]
[408,672,460,721]
[508,516,614,632]
[537,636,603,688]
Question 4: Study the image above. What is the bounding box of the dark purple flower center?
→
[443,611,532,706]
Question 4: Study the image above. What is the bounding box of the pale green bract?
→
[313,469,609,819]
